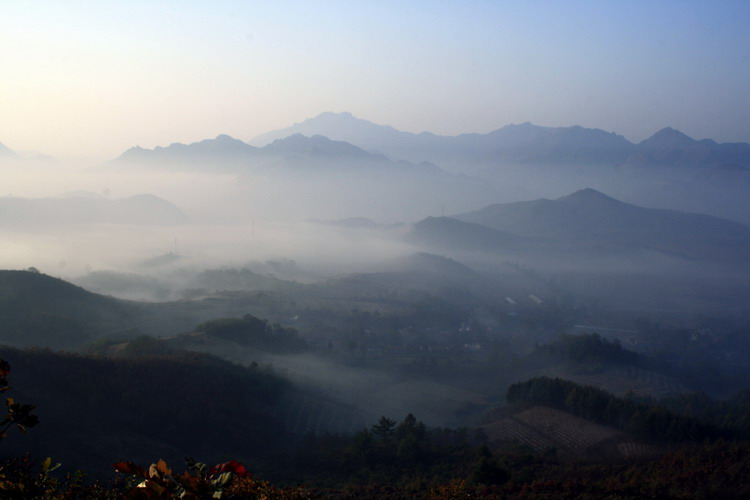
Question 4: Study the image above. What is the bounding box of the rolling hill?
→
[0,346,293,478]
[0,270,280,349]
[0,270,142,348]
[450,188,750,261]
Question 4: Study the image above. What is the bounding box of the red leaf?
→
[208,460,251,478]
[113,461,147,477]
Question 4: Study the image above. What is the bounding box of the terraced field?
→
[482,413,558,452]
[275,390,368,435]
[482,405,655,460]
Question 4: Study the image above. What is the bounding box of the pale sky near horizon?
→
[2,0,749,160]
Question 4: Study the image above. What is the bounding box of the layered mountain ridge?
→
[407,188,750,262]
[249,112,750,170]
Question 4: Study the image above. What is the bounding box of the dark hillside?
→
[0,346,291,478]
[0,270,139,348]
[0,270,292,349]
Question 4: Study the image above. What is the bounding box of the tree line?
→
[507,376,731,443]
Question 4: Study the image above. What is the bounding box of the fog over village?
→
[1,2,750,498]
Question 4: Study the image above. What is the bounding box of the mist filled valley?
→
[2,108,750,497]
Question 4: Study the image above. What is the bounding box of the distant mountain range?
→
[251,112,636,169]
[119,134,258,166]
[408,188,750,262]
[114,133,505,221]
[7,113,748,225]
[119,133,377,164]
[635,127,750,168]
[250,112,750,171]
[117,132,442,174]
[117,113,750,174]
[111,118,750,224]
[250,113,750,225]
[5,112,750,173]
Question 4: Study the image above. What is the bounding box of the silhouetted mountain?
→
[117,131,448,173]
[249,112,750,173]
[118,134,259,166]
[261,134,440,175]
[115,132,434,172]
[113,119,750,224]
[249,112,636,168]
[112,133,502,220]
[116,116,750,180]
[0,193,188,227]
[641,127,698,150]
[0,142,19,159]
[250,111,415,150]
[477,124,634,166]
[453,188,750,261]
[630,127,750,168]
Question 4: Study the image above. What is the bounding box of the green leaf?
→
[215,472,233,488]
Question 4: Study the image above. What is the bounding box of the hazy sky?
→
[3,0,750,159]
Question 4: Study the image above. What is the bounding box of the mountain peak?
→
[214,133,242,143]
[557,188,619,204]
[298,112,363,128]
[250,112,403,148]
[641,127,696,147]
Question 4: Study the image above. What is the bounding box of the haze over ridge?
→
[3,1,750,159]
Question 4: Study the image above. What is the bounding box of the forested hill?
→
[0,270,136,348]
[0,346,291,479]
[447,188,750,261]
[0,270,294,350]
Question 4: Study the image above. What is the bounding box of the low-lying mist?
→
[1,160,422,287]
[3,154,748,328]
